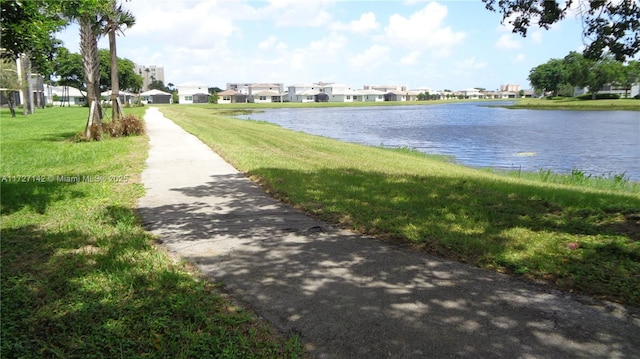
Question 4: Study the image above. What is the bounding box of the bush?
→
[577,93,621,100]
[100,114,146,138]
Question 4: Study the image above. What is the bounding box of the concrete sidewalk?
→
[137,107,639,359]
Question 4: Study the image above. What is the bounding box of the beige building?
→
[500,84,521,92]
[135,64,165,91]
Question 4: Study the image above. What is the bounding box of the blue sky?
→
[56,0,590,91]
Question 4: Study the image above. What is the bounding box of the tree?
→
[528,58,567,96]
[103,1,135,121]
[621,60,640,98]
[55,48,142,95]
[482,0,640,61]
[209,91,219,104]
[1,0,66,114]
[0,58,21,117]
[55,47,85,91]
[585,56,624,99]
[563,51,593,89]
[148,79,166,91]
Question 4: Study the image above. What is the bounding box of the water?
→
[236,102,640,181]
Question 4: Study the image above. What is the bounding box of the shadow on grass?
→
[0,181,86,215]
[137,170,640,358]
[1,207,297,358]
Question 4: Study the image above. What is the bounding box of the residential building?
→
[44,85,85,106]
[177,82,209,104]
[217,90,248,104]
[323,84,357,102]
[101,90,137,105]
[228,82,284,96]
[460,88,485,99]
[500,84,521,92]
[248,83,285,103]
[364,84,408,92]
[574,83,640,98]
[286,83,325,102]
[140,89,172,104]
[384,90,420,102]
[357,89,386,102]
[135,64,165,91]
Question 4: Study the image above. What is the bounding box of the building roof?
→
[253,90,283,96]
[140,89,172,96]
[101,90,137,97]
[218,89,242,96]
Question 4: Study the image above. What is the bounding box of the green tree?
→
[55,48,142,96]
[483,0,640,61]
[0,58,21,117]
[148,79,166,91]
[0,0,66,114]
[621,60,640,98]
[209,91,219,104]
[528,58,567,96]
[55,48,85,92]
[563,51,593,89]
[586,57,624,99]
[103,1,135,121]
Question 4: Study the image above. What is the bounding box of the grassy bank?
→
[159,105,640,306]
[507,97,640,111]
[0,107,303,358]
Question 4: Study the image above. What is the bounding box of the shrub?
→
[102,114,145,138]
[576,93,621,100]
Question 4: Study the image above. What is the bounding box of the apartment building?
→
[134,64,165,91]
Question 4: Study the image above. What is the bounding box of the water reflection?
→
[237,102,640,181]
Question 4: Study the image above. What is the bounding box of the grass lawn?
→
[508,97,640,111]
[158,105,640,306]
[1,107,303,358]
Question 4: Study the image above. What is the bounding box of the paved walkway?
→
[137,107,639,359]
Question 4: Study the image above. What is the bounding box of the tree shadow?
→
[1,205,294,358]
[1,180,85,215]
[137,170,640,358]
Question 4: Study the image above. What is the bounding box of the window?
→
[346,96,351,100]
[259,96,267,101]
[185,95,193,101]
[223,96,231,101]
[307,96,314,101]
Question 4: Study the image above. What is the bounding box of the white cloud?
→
[261,0,334,27]
[349,45,390,68]
[381,2,466,57]
[456,56,487,70]
[289,34,348,71]
[512,53,526,63]
[331,12,380,34]
[400,51,420,65]
[495,34,521,50]
[531,31,543,44]
[258,36,288,50]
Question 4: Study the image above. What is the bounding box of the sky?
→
[55,0,592,91]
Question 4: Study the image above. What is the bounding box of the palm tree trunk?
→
[80,16,103,138]
[108,26,123,121]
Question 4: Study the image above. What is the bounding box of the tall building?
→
[134,64,165,91]
[500,84,521,92]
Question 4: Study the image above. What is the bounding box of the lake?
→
[236,102,640,181]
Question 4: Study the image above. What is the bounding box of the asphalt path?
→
[137,107,640,359]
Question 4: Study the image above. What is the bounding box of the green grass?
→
[507,97,640,111]
[1,107,304,358]
[159,105,640,306]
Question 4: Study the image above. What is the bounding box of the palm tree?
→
[79,13,103,138]
[104,1,135,121]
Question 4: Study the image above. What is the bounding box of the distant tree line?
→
[55,47,142,94]
[528,53,640,99]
